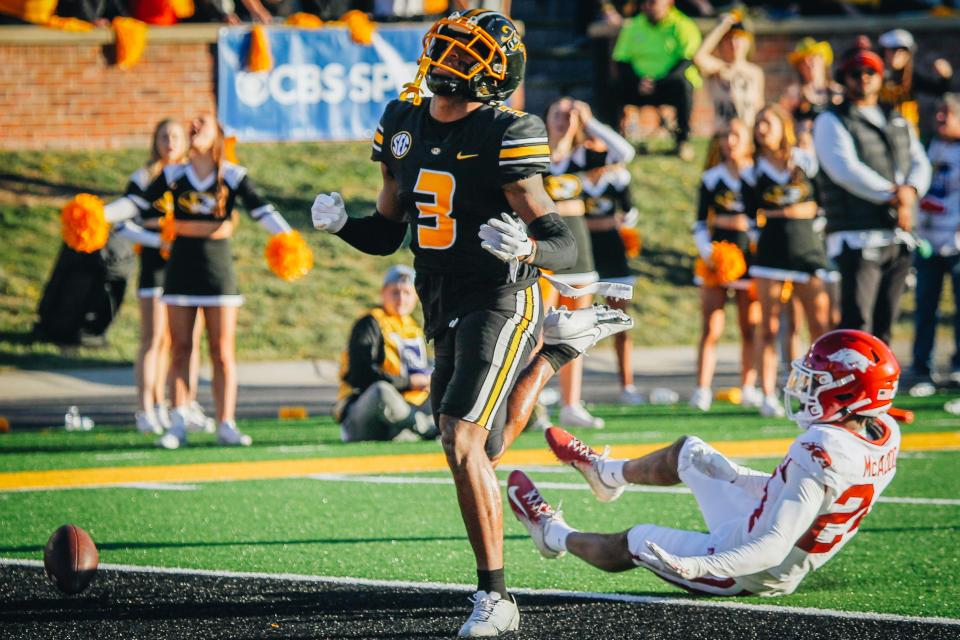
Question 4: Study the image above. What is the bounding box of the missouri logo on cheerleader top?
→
[178,191,218,215]
[827,348,873,373]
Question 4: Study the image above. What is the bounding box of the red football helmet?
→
[785,329,900,428]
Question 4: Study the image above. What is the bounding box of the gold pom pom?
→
[619,226,641,258]
[159,197,176,260]
[61,193,109,253]
[112,17,148,69]
[695,241,747,287]
[264,230,313,282]
[247,25,273,72]
[285,12,324,28]
[341,10,374,45]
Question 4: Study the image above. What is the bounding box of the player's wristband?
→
[526,212,576,271]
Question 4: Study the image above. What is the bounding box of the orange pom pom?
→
[695,241,747,287]
[265,230,313,282]
[158,197,175,260]
[45,15,94,31]
[247,25,272,72]
[341,9,374,45]
[112,17,148,69]
[285,12,324,27]
[619,226,641,258]
[61,194,109,253]
[169,0,194,19]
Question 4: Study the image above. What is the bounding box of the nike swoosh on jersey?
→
[456,152,479,160]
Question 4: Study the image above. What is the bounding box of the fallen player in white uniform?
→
[509,329,902,596]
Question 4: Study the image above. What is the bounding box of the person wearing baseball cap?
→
[812,38,932,345]
[877,28,953,130]
[333,264,437,443]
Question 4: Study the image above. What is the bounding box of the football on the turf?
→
[43,524,99,594]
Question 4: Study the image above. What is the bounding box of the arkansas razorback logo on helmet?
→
[801,442,833,469]
[826,348,873,373]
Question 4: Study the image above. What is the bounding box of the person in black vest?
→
[812,41,931,344]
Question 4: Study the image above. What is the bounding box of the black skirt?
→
[590,228,631,280]
[137,247,167,295]
[751,219,827,281]
[161,236,243,307]
[553,215,596,277]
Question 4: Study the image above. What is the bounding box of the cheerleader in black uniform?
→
[545,97,635,426]
[690,118,761,413]
[745,105,830,418]
[581,143,643,404]
[113,119,208,436]
[106,113,296,448]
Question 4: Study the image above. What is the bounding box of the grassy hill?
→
[0,139,932,369]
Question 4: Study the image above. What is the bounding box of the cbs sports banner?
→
[217,25,425,142]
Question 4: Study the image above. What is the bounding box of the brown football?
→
[43,524,99,594]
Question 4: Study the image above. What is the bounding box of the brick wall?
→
[3,16,960,150]
[0,26,217,150]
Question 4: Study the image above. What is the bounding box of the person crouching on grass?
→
[102,112,302,449]
[334,265,438,443]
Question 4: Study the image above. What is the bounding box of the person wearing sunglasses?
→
[812,40,931,345]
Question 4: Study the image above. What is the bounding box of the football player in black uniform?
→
[310,9,585,637]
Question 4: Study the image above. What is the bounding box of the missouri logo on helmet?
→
[400,9,526,105]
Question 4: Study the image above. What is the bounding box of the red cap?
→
[842,49,884,75]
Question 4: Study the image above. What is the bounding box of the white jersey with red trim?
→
[694,414,900,595]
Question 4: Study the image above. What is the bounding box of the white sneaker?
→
[506,470,566,558]
[155,404,172,430]
[135,410,163,435]
[157,419,187,450]
[760,395,785,418]
[545,427,624,502]
[689,387,711,412]
[558,403,604,429]
[187,401,216,433]
[457,590,520,638]
[543,304,633,355]
[217,420,252,446]
[619,386,646,405]
[741,385,763,408]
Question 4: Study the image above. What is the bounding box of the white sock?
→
[544,518,576,552]
[599,458,629,488]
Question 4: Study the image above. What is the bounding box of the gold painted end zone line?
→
[1,432,958,492]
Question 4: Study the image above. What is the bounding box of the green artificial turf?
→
[1,400,958,619]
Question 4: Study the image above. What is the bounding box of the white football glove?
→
[478,213,534,263]
[311,192,347,234]
[637,541,703,580]
[678,439,739,483]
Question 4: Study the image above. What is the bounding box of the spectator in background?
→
[878,29,953,132]
[54,0,127,25]
[452,0,507,13]
[813,41,931,345]
[781,37,842,139]
[911,94,960,392]
[694,10,764,131]
[612,0,702,161]
[334,265,437,442]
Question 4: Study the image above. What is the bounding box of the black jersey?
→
[696,163,753,254]
[135,161,278,224]
[124,167,169,225]
[555,146,633,218]
[372,98,549,338]
[745,150,827,274]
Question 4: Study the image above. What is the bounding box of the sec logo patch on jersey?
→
[391,132,412,159]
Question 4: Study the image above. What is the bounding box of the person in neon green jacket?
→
[612,0,702,160]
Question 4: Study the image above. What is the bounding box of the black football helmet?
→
[400,9,526,105]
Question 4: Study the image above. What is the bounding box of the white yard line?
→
[307,473,960,506]
[2,557,957,626]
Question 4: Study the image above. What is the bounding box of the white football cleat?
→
[135,410,163,435]
[216,420,252,446]
[545,427,624,502]
[457,590,520,638]
[689,387,712,412]
[543,304,633,355]
[558,403,604,429]
[507,470,567,559]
